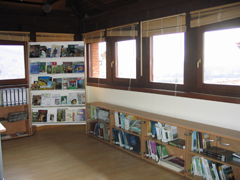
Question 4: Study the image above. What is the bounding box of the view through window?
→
[0,45,25,80]
[204,27,240,85]
[115,39,136,79]
[152,33,185,84]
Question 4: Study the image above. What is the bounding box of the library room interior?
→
[0,0,240,179]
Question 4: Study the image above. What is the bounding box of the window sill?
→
[87,82,240,104]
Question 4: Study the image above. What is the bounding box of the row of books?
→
[30,44,84,58]
[112,128,141,153]
[89,122,110,141]
[31,76,85,90]
[91,106,110,124]
[30,61,84,74]
[147,121,178,143]
[146,140,185,172]
[191,156,235,180]
[1,87,27,107]
[32,108,85,122]
[114,111,141,134]
[192,131,211,153]
[32,93,85,106]
[203,146,234,163]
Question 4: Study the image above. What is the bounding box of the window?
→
[0,37,29,87]
[151,33,185,84]
[115,39,136,79]
[203,27,240,86]
[88,42,106,79]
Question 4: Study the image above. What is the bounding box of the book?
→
[61,95,67,105]
[32,95,41,106]
[68,44,78,57]
[168,139,185,149]
[47,114,55,122]
[46,48,51,57]
[51,45,61,57]
[56,65,63,73]
[65,109,73,122]
[77,77,85,89]
[51,62,57,73]
[74,45,84,57]
[30,44,40,58]
[221,165,235,180]
[57,108,66,122]
[32,112,38,122]
[68,93,78,105]
[30,62,40,74]
[53,78,62,90]
[46,62,52,74]
[40,46,47,58]
[47,81,55,90]
[38,76,52,90]
[63,62,73,73]
[77,93,85,104]
[61,46,68,57]
[38,110,48,122]
[68,78,77,89]
[41,93,51,106]
[160,155,185,172]
[62,78,68,89]
[75,109,85,121]
[39,62,46,74]
[51,94,61,106]
[232,151,240,158]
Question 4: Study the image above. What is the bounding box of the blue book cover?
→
[74,64,84,73]
[30,62,40,74]
[151,121,157,138]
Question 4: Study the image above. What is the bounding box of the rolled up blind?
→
[82,29,105,44]
[141,13,186,37]
[190,2,240,28]
[36,32,74,42]
[106,22,138,37]
[0,31,30,41]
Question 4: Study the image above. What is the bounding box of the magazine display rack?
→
[29,41,86,125]
[86,102,240,180]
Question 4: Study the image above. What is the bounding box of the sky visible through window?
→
[152,33,185,84]
[116,39,136,79]
[0,45,25,80]
[204,27,240,85]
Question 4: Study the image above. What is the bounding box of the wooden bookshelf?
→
[86,102,240,180]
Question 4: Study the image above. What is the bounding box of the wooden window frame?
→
[196,18,240,96]
[0,40,29,88]
[86,42,109,84]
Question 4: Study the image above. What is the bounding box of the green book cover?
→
[39,62,46,73]
[161,145,168,157]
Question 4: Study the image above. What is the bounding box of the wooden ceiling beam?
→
[83,0,107,11]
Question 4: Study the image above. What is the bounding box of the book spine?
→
[2,89,7,107]
[14,88,19,105]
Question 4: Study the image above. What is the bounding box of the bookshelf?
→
[86,102,240,180]
[29,41,86,125]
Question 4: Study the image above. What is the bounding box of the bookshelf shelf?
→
[86,102,240,180]
[29,41,86,125]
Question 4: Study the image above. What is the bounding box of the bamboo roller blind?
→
[190,2,240,28]
[106,23,138,37]
[82,29,105,44]
[36,32,74,42]
[0,31,30,41]
[141,13,186,37]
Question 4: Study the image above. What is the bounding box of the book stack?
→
[192,131,211,153]
[203,146,234,162]
[112,128,141,153]
[89,122,110,141]
[232,151,240,162]
[192,156,235,180]
[1,87,27,107]
[114,111,141,134]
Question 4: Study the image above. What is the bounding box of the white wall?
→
[87,86,240,131]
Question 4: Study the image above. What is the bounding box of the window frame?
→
[197,18,240,96]
[0,40,29,88]
[86,42,109,84]
[107,36,141,86]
